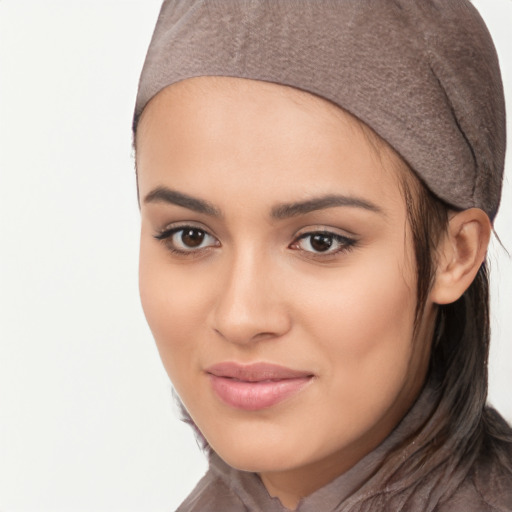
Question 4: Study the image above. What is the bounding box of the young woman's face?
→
[137,77,435,500]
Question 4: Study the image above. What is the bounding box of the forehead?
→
[137,76,383,152]
[136,76,409,213]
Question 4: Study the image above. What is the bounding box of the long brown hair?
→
[352,170,512,507]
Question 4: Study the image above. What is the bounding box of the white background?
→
[0,1,511,511]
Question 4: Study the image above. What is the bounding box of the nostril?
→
[211,310,292,345]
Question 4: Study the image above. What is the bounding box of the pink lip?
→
[205,362,313,411]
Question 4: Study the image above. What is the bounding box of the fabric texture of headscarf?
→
[134,0,506,220]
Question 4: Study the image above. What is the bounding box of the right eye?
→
[154,226,220,255]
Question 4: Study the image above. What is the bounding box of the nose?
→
[210,250,292,345]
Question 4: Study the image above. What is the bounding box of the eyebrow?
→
[143,186,222,217]
[271,194,383,219]
[143,186,382,219]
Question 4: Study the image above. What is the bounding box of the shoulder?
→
[437,445,512,512]
[175,468,247,512]
[436,478,511,512]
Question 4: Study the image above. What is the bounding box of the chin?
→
[203,423,319,473]
[216,446,303,474]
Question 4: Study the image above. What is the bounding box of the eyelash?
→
[290,231,357,259]
[154,225,357,259]
[154,225,219,256]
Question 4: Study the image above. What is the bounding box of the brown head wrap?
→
[134,0,506,220]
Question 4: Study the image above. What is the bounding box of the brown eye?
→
[292,231,356,256]
[154,225,219,254]
[181,228,206,247]
[310,234,333,252]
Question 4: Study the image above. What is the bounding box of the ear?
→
[430,208,491,305]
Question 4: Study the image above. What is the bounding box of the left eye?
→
[291,232,355,254]
[155,226,219,252]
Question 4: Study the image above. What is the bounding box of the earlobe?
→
[429,208,491,305]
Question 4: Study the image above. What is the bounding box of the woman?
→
[133,1,512,510]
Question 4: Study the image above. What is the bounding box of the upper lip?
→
[205,362,313,382]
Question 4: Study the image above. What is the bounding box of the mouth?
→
[205,362,314,411]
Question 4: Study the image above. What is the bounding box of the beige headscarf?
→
[134,0,506,220]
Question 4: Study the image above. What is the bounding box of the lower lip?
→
[208,375,312,411]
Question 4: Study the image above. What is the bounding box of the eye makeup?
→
[154,222,358,262]
[154,224,220,257]
[290,231,357,258]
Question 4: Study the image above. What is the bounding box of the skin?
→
[136,76,478,509]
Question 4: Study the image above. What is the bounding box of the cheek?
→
[138,239,211,381]
[304,248,415,340]
[304,250,417,406]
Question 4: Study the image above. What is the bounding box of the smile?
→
[205,362,314,411]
